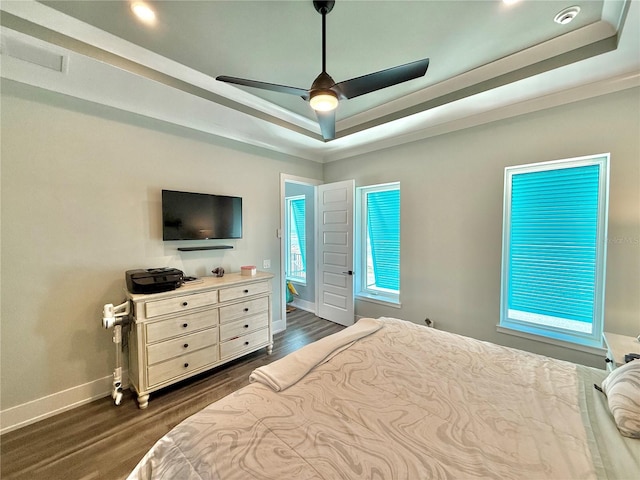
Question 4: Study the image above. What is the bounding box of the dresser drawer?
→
[219,297,269,324]
[147,327,218,365]
[148,345,219,387]
[219,281,270,303]
[145,289,218,318]
[146,309,219,343]
[220,328,269,359]
[219,312,269,342]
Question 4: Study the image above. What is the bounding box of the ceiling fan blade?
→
[315,109,336,141]
[333,58,429,100]
[217,75,310,100]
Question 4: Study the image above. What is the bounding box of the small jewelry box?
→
[241,265,257,276]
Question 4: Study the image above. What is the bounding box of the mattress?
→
[127,317,639,479]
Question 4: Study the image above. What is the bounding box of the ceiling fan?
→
[216,0,429,141]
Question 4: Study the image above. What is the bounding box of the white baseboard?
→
[272,317,285,334]
[290,298,316,314]
[0,372,126,435]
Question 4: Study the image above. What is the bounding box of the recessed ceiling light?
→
[554,6,581,25]
[503,0,522,5]
[131,2,156,24]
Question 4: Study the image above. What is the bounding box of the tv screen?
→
[162,190,243,240]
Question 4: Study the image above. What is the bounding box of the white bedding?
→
[128,317,639,479]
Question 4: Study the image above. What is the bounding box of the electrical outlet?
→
[263,259,271,269]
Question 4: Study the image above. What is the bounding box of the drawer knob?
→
[182,302,188,307]
[605,358,613,363]
[244,308,249,312]
[244,341,250,346]
[243,289,249,294]
[244,324,249,328]
[183,343,189,348]
[184,363,189,368]
[182,323,188,328]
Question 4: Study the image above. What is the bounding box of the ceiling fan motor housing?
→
[311,71,338,96]
[309,71,339,111]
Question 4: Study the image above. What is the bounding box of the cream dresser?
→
[126,271,273,408]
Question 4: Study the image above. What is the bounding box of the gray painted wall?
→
[0,80,323,411]
[1,78,638,421]
[325,87,640,368]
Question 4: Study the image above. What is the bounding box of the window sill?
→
[286,278,307,287]
[356,293,401,309]
[496,324,606,357]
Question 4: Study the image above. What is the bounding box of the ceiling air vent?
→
[1,35,66,72]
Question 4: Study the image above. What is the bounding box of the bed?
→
[127,317,640,479]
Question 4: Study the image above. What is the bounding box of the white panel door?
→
[317,180,354,326]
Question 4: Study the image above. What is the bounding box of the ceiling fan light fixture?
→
[310,90,339,112]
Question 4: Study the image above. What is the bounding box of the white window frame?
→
[355,182,401,307]
[498,154,609,352]
[285,195,306,285]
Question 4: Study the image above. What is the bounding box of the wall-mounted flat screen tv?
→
[162,190,243,240]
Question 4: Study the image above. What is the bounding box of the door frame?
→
[279,173,323,332]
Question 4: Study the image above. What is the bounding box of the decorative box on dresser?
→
[126,271,273,408]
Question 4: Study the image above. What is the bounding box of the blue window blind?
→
[501,154,609,349]
[290,198,306,270]
[367,189,400,291]
[509,165,599,327]
[286,197,307,283]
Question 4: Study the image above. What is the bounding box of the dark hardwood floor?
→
[0,310,343,480]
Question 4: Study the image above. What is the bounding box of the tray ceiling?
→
[1,0,638,161]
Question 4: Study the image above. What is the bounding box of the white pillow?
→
[601,359,640,438]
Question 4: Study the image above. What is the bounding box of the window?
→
[286,195,306,283]
[356,183,400,305]
[500,154,609,349]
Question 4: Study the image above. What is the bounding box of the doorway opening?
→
[279,175,355,332]
[280,175,322,331]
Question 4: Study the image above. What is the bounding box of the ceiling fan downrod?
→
[314,0,334,73]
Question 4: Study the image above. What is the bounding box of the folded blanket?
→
[250,317,383,391]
